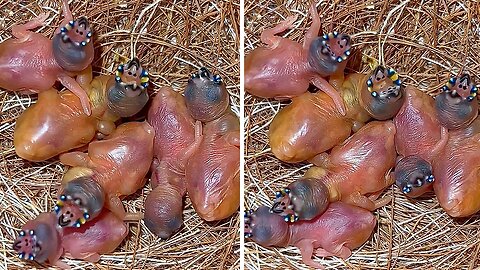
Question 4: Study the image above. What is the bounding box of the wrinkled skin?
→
[245,203,376,269]
[245,3,350,114]
[185,68,240,221]
[54,122,154,228]
[433,117,480,217]
[0,0,94,115]
[144,87,202,239]
[271,121,396,222]
[393,86,448,197]
[13,211,127,268]
[269,66,404,163]
[435,74,479,130]
[14,58,149,162]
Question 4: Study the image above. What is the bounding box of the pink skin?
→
[185,112,240,221]
[394,86,448,160]
[56,122,154,228]
[272,121,396,221]
[317,120,396,207]
[245,4,349,114]
[62,210,128,262]
[13,58,150,162]
[268,66,405,164]
[245,202,376,269]
[13,211,127,268]
[0,0,94,115]
[144,87,202,239]
[432,117,480,217]
[393,86,448,197]
[184,68,240,221]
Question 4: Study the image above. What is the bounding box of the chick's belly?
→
[186,142,239,208]
[433,145,480,217]
[14,94,95,161]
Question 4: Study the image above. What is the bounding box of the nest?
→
[245,0,480,269]
[0,0,239,269]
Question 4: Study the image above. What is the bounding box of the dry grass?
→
[0,0,239,269]
[244,0,480,269]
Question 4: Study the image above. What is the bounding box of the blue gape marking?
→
[184,67,230,122]
[308,32,351,76]
[52,17,93,72]
[435,73,479,130]
[107,58,150,117]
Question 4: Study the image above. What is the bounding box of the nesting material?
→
[245,0,480,269]
[0,0,239,269]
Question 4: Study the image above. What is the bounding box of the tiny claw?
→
[82,101,92,116]
[38,12,50,25]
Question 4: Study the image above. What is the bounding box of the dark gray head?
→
[143,186,184,239]
[270,178,330,222]
[184,67,230,122]
[107,58,150,117]
[435,74,479,130]
[52,17,94,72]
[361,66,406,120]
[308,32,351,76]
[244,206,289,247]
[395,155,435,198]
[55,177,105,228]
[13,213,60,263]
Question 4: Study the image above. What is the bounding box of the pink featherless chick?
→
[184,67,240,221]
[13,58,150,162]
[53,121,154,229]
[433,116,480,217]
[271,121,396,222]
[0,0,95,114]
[393,86,448,197]
[245,3,351,114]
[144,87,202,239]
[245,202,376,269]
[13,210,127,269]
